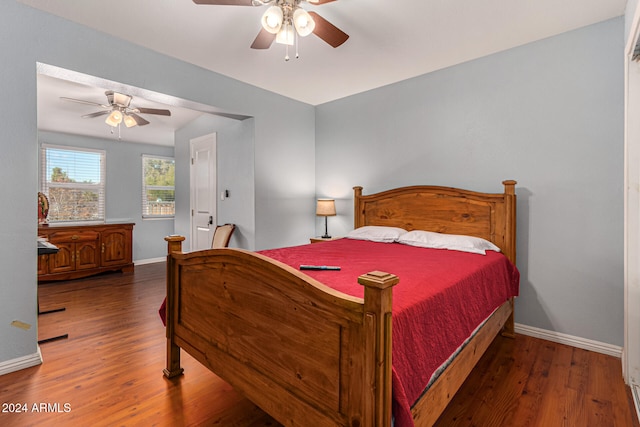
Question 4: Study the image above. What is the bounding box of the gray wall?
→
[315,18,624,346]
[0,1,315,366]
[38,131,175,262]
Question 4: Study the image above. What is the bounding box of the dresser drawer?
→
[47,230,99,243]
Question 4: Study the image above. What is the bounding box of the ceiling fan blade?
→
[60,97,109,108]
[81,110,110,119]
[128,113,150,126]
[251,28,276,49]
[133,107,171,116]
[193,0,255,5]
[308,11,349,48]
[306,0,337,5]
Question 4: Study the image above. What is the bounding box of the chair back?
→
[211,223,236,248]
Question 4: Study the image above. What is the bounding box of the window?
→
[41,144,106,223]
[142,155,175,218]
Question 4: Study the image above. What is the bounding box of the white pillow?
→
[345,226,407,243]
[397,230,501,255]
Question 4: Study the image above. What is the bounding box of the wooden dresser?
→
[38,223,134,282]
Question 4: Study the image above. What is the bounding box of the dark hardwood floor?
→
[1,263,637,426]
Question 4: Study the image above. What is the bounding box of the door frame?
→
[625,4,640,420]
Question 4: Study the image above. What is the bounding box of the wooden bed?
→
[162,180,517,427]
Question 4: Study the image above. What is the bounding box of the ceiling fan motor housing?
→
[105,90,132,108]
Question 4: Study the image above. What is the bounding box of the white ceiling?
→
[22,0,627,145]
[37,72,208,146]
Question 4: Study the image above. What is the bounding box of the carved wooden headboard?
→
[353,180,517,264]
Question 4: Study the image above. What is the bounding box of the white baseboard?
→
[515,323,623,358]
[0,347,42,376]
[134,257,165,266]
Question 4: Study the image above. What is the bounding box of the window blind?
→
[41,144,106,223]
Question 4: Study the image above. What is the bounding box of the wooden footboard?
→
[163,236,399,427]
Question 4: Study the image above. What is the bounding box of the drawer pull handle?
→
[71,235,79,240]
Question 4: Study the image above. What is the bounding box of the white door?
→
[190,133,217,251]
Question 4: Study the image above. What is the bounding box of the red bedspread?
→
[259,238,519,427]
[159,238,519,427]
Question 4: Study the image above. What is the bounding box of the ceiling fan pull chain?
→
[295,30,299,59]
[285,43,290,61]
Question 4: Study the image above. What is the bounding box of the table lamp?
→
[316,199,336,238]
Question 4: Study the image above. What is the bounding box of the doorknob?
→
[208,216,213,225]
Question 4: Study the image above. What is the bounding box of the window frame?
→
[40,143,106,224]
[141,154,175,219]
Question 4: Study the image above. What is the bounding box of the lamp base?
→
[322,216,331,239]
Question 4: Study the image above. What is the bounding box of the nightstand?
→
[310,237,340,244]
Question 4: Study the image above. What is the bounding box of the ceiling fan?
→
[61,91,172,129]
[193,0,349,59]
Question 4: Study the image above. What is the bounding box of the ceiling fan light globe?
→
[276,23,295,45]
[123,114,137,128]
[293,8,315,37]
[261,6,283,34]
[105,110,123,127]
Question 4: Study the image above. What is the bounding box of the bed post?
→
[502,180,517,265]
[502,180,517,339]
[358,270,399,427]
[353,186,363,229]
[163,235,185,378]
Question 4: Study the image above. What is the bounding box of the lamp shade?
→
[293,8,315,37]
[276,22,295,45]
[123,114,138,128]
[316,199,336,216]
[261,5,283,34]
[105,110,123,127]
